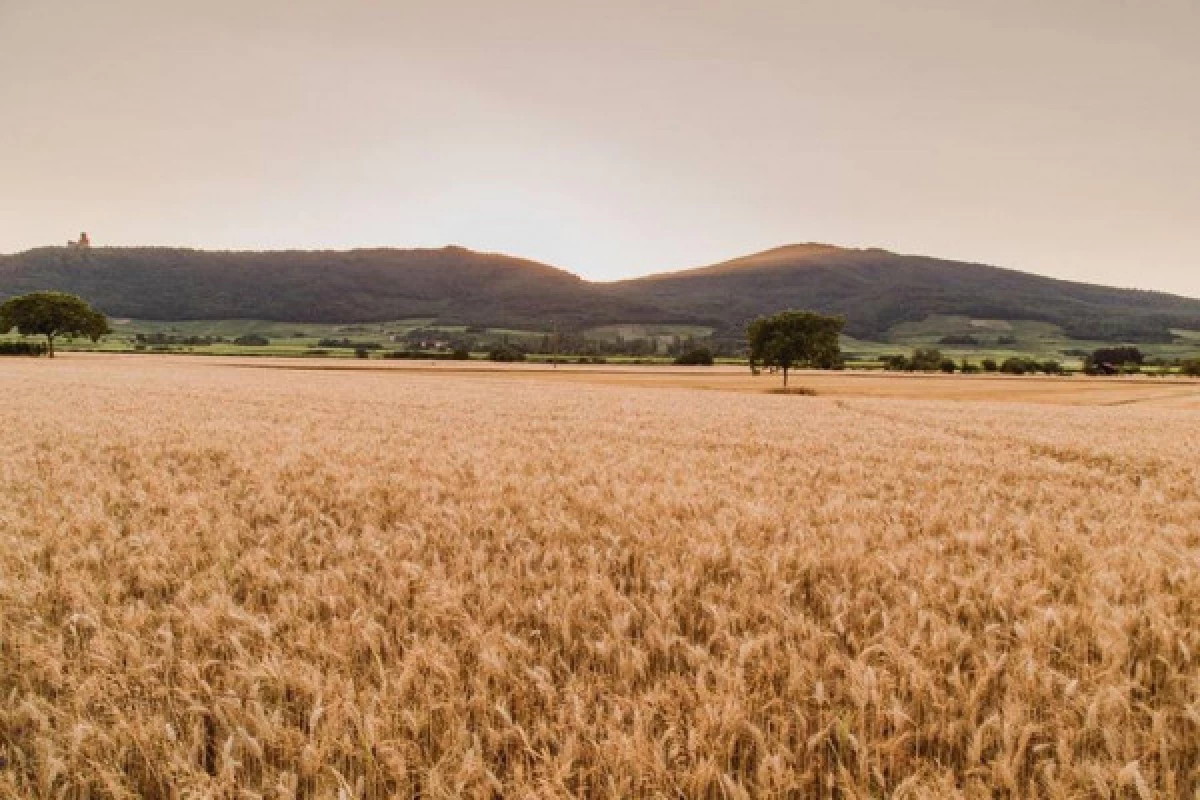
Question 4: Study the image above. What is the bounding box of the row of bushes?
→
[382,349,471,360]
[883,349,1064,374]
[487,346,526,362]
[989,357,1065,375]
[674,347,714,365]
[540,356,609,364]
[0,341,47,357]
[317,338,383,350]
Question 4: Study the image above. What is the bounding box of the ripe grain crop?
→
[0,358,1197,798]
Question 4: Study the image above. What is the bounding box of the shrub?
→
[939,359,957,373]
[882,354,909,371]
[452,348,471,361]
[1040,360,1064,375]
[674,348,714,366]
[981,358,998,372]
[354,348,370,359]
[1182,359,1200,377]
[960,360,981,374]
[233,334,270,346]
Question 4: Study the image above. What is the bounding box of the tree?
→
[747,310,844,387]
[1083,346,1143,375]
[0,292,110,358]
[1092,346,1143,365]
[908,348,945,372]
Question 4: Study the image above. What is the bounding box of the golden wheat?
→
[0,358,1196,798]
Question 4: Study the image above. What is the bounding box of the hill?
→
[2,243,1200,342]
[0,246,665,330]
[610,244,1200,341]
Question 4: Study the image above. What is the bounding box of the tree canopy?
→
[0,292,110,357]
[747,310,844,386]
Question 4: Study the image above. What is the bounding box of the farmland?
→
[0,356,1197,797]
[5,315,1200,370]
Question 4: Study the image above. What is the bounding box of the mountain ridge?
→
[2,243,1198,342]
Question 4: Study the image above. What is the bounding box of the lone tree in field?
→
[747,310,844,387]
[0,292,110,358]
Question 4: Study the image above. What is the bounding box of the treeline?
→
[382,349,470,361]
[881,345,1200,376]
[135,333,226,346]
[882,349,1064,375]
[317,338,383,350]
[394,326,734,360]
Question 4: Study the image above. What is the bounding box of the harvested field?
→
[0,356,1197,798]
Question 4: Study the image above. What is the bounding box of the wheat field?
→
[0,357,1197,798]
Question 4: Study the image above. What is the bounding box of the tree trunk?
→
[46,335,55,358]
[782,366,788,387]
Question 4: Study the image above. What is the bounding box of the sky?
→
[1,0,1198,294]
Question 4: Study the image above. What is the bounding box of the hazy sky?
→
[2,1,1198,293]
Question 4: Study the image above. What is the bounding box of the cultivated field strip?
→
[0,359,1197,798]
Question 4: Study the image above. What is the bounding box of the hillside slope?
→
[0,246,663,330]
[2,243,1199,341]
[611,244,1200,340]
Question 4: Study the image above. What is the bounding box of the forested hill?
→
[609,244,1200,340]
[2,243,1199,341]
[0,246,666,330]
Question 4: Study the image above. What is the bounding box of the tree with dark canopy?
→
[747,310,844,387]
[0,292,110,357]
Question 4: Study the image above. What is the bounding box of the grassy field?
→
[0,356,1197,798]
